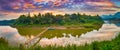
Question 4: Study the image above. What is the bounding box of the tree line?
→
[13,13,103,26]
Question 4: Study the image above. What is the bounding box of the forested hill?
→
[13,13,104,27]
[101,12,120,24]
[0,20,15,26]
[102,12,120,20]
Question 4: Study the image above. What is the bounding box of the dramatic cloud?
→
[0,0,120,20]
[0,0,119,12]
[111,0,120,7]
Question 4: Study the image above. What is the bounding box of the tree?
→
[13,13,104,27]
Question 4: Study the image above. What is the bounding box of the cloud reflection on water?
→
[0,26,27,46]
[0,23,120,46]
[39,23,120,46]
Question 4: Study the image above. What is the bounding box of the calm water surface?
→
[0,21,120,46]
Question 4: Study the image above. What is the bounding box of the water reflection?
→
[39,23,120,46]
[0,22,120,46]
[0,26,27,46]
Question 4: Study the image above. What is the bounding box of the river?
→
[0,21,120,46]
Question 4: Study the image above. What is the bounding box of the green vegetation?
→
[0,33,120,50]
[13,13,103,27]
[0,38,19,50]
[0,38,8,45]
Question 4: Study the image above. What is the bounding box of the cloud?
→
[0,13,7,16]
[0,0,119,12]
[0,0,120,20]
[0,13,8,20]
[0,12,23,20]
[111,0,120,7]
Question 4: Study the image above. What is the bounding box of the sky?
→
[0,0,120,20]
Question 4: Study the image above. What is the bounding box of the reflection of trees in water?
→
[103,18,120,26]
[102,12,120,27]
[107,19,120,27]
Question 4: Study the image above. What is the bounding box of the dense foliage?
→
[13,13,103,28]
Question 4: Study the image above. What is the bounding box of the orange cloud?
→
[34,0,42,2]
[87,2,115,7]
[23,3,36,9]
[53,0,68,7]
[13,6,20,9]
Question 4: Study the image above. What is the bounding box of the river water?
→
[0,21,120,46]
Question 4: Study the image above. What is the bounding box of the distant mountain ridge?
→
[0,20,15,26]
[101,12,120,20]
